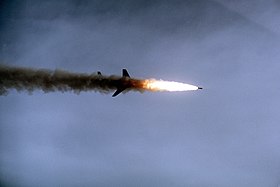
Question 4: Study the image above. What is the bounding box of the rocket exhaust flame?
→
[0,65,202,96]
[143,79,199,91]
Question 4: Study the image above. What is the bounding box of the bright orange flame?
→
[143,79,199,91]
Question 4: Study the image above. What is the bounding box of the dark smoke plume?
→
[0,65,145,95]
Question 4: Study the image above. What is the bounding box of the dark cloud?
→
[1,0,280,187]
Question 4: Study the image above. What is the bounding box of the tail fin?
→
[112,88,125,97]
[122,69,130,77]
[112,69,130,97]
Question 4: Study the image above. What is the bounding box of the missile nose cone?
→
[198,87,203,90]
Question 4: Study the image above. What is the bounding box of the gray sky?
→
[1,0,280,186]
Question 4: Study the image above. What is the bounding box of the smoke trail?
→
[0,65,145,95]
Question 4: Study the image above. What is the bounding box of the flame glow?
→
[143,79,199,91]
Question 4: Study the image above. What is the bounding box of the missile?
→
[104,69,202,97]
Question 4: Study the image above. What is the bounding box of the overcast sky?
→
[1,0,280,186]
